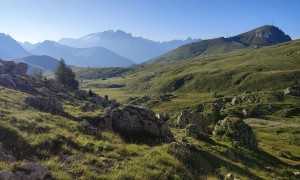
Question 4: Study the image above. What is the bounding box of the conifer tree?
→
[55,59,79,90]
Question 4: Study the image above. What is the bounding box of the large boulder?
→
[284,87,300,96]
[45,80,67,93]
[177,110,209,134]
[213,117,258,149]
[185,124,201,139]
[0,74,16,88]
[91,93,109,108]
[26,96,64,114]
[108,105,173,141]
[74,90,89,99]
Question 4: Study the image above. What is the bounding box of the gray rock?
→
[185,124,201,139]
[45,80,67,93]
[0,171,15,180]
[26,96,64,114]
[11,62,28,76]
[77,119,98,135]
[177,110,209,134]
[213,117,258,149]
[13,163,51,180]
[81,102,98,112]
[91,93,109,107]
[74,90,89,99]
[108,105,173,140]
[0,74,16,88]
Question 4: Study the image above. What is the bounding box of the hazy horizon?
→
[0,0,299,43]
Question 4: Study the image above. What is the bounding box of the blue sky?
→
[0,0,299,42]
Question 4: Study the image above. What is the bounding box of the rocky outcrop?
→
[11,62,28,76]
[213,117,258,149]
[74,90,89,99]
[177,110,209,134]
[91,93,109,107]
[0,143,16,163]
[77,119,98,135]
[0,163,52,180]
[107,105,173,141]
[45,79,67,93]
[284,87,300,96]
[26,96,64,114]
[185,124,202,139]
[156,112,170,121]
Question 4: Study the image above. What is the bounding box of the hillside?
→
[148,25,291,63]
[13,55,60,74]
[31,41,135,67]
[1,49,300,179]
[0,33,31,60]
[58,30,200,63]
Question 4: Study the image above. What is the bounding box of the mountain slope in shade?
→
[58,30,200,63]
[148,25,291,63]
[30,41,135,67]
[13,55,60,74]
[0,33,31,60]
[18,41,41,51]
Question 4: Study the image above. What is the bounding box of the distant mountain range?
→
[13,55,60,74]
[0,33,31,60]
[58,30,201,63]
[18,41,41,51]
[30,40,135,67]
[148,25,292,63]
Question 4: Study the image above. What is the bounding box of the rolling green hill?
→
[148,25,292,63]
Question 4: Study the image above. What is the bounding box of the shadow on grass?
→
[0,126,39,160]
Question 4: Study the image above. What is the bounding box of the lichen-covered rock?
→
[77,119,98,135]
[108,105,173,141]
[26,96,64,114]
[177,110,209,134]
[213,117,258,149]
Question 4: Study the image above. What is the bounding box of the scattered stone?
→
[231,97,241,105]
[294,171,300,178]
[26,96,64,114]
[177,110,209,134]
[242,108,252,118]
[213,117,258,149]
[284,87,300,96]
[128,95,151,105]
[107,105,173,141]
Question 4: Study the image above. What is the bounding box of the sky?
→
[0,0,299,43]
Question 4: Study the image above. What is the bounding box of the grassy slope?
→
[1,87,299,179]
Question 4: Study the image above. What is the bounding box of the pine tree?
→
[55,59,79,90]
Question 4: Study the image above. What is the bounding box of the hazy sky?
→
[0,0,299,43]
